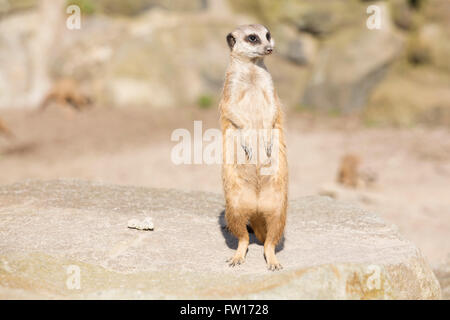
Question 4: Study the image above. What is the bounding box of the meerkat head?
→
[226,24,274,60]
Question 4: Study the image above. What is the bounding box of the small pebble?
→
[127,217,154,231]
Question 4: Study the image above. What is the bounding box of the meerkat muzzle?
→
[264,46,273,55]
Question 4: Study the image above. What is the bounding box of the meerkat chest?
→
[231,69,276,129]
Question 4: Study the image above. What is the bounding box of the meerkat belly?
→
[231,87,276,184]
[235,86,276,129]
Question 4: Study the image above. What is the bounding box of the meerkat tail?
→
[249,215,267,243]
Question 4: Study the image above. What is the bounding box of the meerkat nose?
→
[265,46,273,54]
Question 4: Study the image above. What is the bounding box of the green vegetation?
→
[67,0,152,16]
[197,94,214,109]
[67,0,96,15]
[65,0,203,17]
[294,103,312,113]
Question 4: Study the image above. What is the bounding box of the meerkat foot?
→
[226,235,249,267]
[264,245,282,271]
[265,255,282,271]
[267,260,283,271]
[227,254,246,267]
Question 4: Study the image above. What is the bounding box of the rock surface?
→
[302,3,404,112]
[0,180,441,299]
[434,255,450,300]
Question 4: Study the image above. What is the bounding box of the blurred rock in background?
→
[0,1,449,297]
[0,0,449,124]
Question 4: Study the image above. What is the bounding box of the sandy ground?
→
[0,106,449,268]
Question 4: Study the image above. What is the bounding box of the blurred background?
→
[0,0,449,295]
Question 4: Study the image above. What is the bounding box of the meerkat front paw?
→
[265,140,273,158]
[226,254,246,267]
[241,145,252,161]
[259,139,273,167]
[239,129,254,161]
[260,131,273,159]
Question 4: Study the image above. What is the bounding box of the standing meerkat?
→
[219,24,288,271]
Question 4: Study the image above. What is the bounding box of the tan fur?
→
[39,78,90,111]
[0,117,13,138]
[337,154,377,188]
[220,25,288,271]
[337,154,361,188]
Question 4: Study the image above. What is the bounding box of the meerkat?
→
[337,153,377,188]
[219,24,288,271]
[337,154,361,188]
[0,117,13,138]
[39,78,91,112]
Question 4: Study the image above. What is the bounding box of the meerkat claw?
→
[267,263,282,271]
[242,145,252,160]
[265,141,273,158]
[227,256,245,267]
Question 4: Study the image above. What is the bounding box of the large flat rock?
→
[0,180,441,299]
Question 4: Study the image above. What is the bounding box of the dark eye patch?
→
[245,34,261,45]
[266,32,271,41]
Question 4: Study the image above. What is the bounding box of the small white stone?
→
[141,217,154,230]
[127,217,154,231]
[127,219,140,229]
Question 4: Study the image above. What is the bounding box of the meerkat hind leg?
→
[224,181,258,267]
[249,215,267,244]
[264,215,284,271]
[259,187,286,271]
[226,209,249,266]
[264,244,282,271]
[227,236,249,266]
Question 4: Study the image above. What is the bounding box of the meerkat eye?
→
[266,32,271,41]
[246,34,260,44]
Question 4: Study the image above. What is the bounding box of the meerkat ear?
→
[226,33,236,50]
